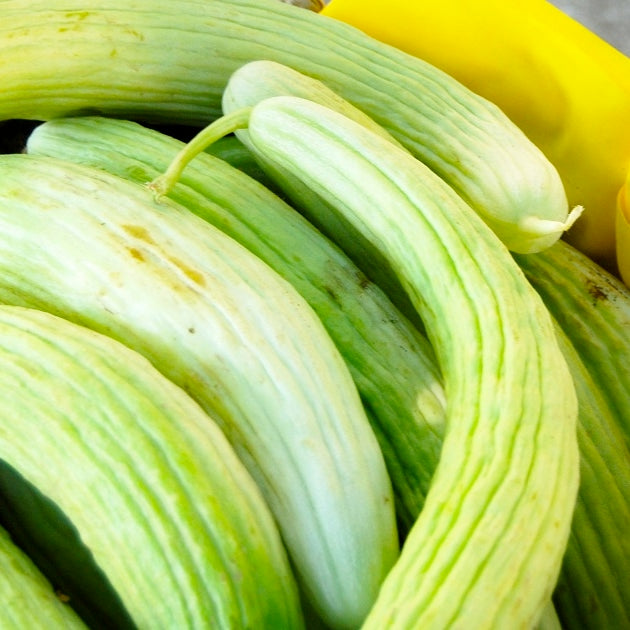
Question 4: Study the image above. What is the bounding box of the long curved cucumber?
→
[236,95,580,628]
[0,305,302,629]
[28,115,630,627]
[0,154,397,630]
[1,0,577,253]
[26,115,444,530]
[220,60,418,317]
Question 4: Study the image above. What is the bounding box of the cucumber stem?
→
[520,204,584,237]
[148,106,252,197]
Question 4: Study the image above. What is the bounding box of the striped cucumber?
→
[221,60,418,317]
[180,95,580,628]
[0,153,397,629]
[29,115,630,627]
[1,0,578,253]
[547,324,630,629]
[26,114,445,530]
[0,305,302,628]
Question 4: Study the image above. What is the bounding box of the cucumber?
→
[0,0,577,253]
[516,240,630,445]
[548,324,630,629]
[220,60,418,316]
[0,305,302,628]
[30,115,630,628]
[0,154,398,629]
[27,114,444,531]
[150,93,630,628]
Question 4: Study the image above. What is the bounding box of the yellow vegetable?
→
[321,0,630,273]
[617,167,630,286]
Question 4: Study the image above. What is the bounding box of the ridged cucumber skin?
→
[222,61,420,320]
[244,96,580,629]
[1,0,570,253]
[548,325,630,629]
[0,461,134,629]
[0,523,87,629]
[515,241,630,446]
[26,115,445,531]
[0,305,303,629]
[222,60,403,148]
[0,154,397,630]
[26,117,630,630]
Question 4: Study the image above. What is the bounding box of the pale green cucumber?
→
[28,116,630,629]
[229,96,580,628]
[151,96,630,628]
[29,116,630,630]
[0,304,302,629]
[0,0,577,253]
[221,60,403,147]
[0,523,87,629]
[0,154,397,630]
[26,115,444,530]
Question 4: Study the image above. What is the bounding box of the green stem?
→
[148,106,252,197]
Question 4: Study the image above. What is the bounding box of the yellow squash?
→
[322,0,630,274]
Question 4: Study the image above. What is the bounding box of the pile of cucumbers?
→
[0,1,628,629]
